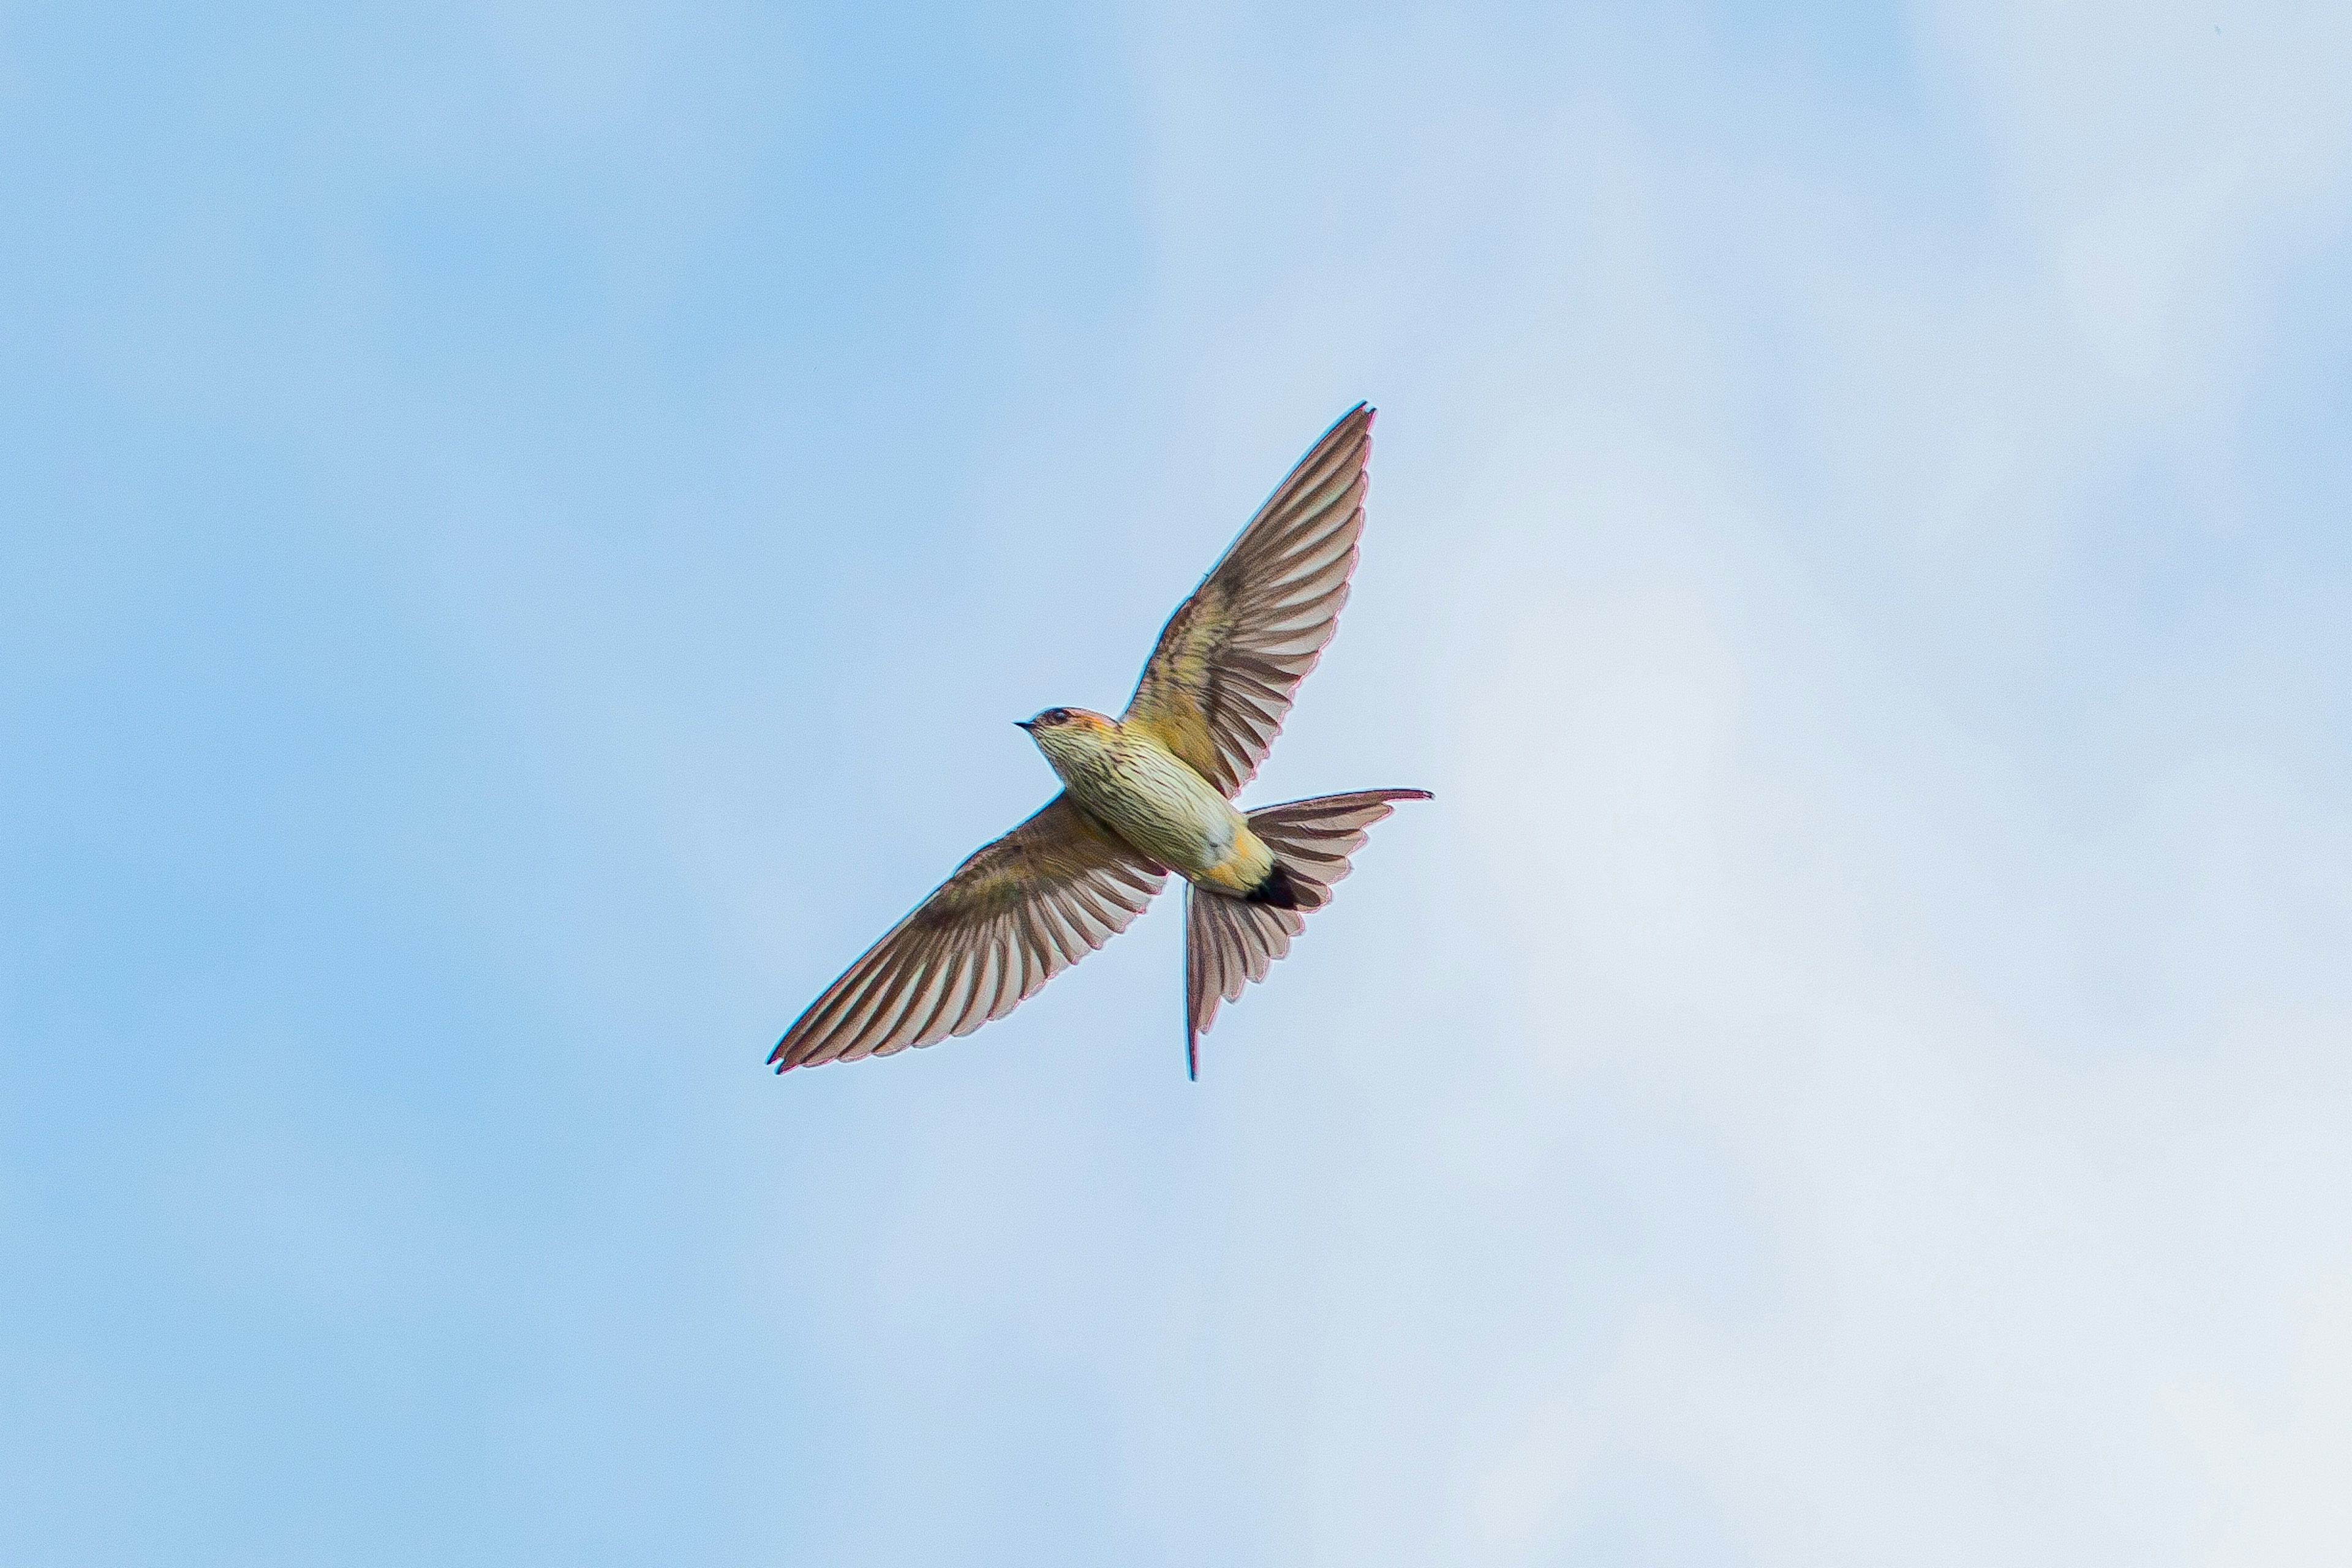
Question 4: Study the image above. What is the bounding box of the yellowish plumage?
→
[1027,712,1275,892]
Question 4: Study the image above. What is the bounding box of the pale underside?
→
[1045,731,1273,894]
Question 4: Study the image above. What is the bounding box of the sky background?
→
[6,2,2351,1564]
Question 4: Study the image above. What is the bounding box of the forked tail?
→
[1183,788,1431,1078]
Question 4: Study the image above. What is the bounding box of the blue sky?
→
[6,2,2351,1564]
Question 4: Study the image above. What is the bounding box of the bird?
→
[769,404,1429,1079]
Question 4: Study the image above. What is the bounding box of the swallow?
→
[769,404,1428,1078]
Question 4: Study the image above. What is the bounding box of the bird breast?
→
[1061,737,1264,888]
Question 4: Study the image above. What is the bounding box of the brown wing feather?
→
[1124,405,1374,796]
[771,794,1167,1072]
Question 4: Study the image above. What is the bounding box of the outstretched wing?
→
[771,794,1167,1071]
[1123,404,1373,797]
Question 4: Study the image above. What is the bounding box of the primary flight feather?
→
[770,404,1429,1078]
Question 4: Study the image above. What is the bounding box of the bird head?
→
[1017,706,1119,771]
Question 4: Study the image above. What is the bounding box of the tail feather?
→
[1183,788,1430,1078]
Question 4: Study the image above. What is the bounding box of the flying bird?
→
[770,404,1428,1079]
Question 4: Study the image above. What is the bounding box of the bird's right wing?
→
[1122,405,1373,797]
[771,794,1167,1071]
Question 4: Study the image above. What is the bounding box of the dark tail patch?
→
[1245,861,1306,910]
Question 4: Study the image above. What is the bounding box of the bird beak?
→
[1014,719,1035,732]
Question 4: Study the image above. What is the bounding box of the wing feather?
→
[1123,405,1375,796]
[903,942,968,1050]
[770,794,1168,1072]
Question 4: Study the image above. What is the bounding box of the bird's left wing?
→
[1121,404,1373,797]
[771,793,1167,1071]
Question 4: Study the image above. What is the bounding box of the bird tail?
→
[1183,789,1431,1079]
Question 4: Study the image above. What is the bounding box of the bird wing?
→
[1121,404,1373,797]
[770,794,1167,1071]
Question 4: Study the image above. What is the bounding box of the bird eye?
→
[1044,709,1068,725]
